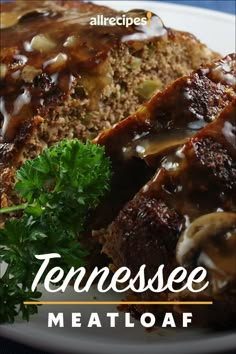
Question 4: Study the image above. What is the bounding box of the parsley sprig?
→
[0,139,111,323]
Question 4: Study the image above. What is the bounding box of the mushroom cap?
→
[176,212,236,293]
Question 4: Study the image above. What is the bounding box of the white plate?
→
[96,0,235,55]
[0,1,235,354]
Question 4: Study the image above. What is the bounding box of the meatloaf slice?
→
[102,100,236,328]
[93,54,236,231]
[0,0,218,212]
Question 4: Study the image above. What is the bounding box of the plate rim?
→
[94,0,235,22]
[1,325,236,354]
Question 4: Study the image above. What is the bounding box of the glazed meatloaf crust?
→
[94,54,236,230]
[107,102,236,328]
[0,0,218,212]
[95,55,236,327]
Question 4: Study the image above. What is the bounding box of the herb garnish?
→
[0,139,111,323]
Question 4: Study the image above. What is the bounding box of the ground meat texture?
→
[94,55,236,233]
[192,138,236,190]
[104,196,184,278]
[0,0,219,216]
[100,99,236,328]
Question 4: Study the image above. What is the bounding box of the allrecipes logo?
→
[90,11,153,27]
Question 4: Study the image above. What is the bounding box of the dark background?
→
[0,0,235,353]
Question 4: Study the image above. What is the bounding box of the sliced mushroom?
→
[176,212,236,265]
[176,212,236,292]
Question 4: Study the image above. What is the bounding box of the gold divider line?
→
[24,301,213,305]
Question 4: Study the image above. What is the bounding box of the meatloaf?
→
[96,55,236,327]
[0,0,219,213]
[94,54,236,231]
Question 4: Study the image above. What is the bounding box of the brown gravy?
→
[0,0,166,143]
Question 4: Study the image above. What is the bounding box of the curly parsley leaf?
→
[0,139,111,323]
